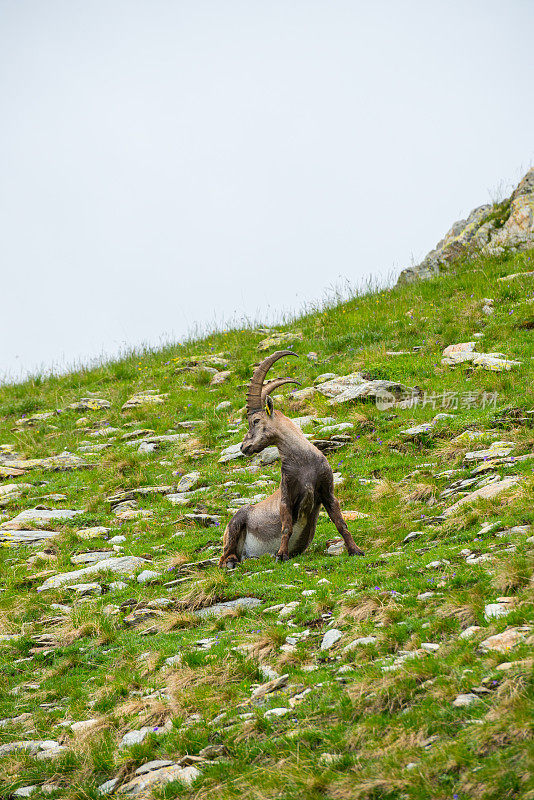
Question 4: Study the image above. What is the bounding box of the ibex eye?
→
[253,419,260,426]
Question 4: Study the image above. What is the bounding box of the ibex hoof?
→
[220,556,239,570]
[275,552,289,562]
[348,547,365,556]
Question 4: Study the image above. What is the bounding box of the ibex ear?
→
[265,396,274,416]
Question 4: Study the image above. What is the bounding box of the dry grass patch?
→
[339,594,400,625]
[403,482,437,503]
[492,552,534,593]
[176,569,230,611]
[160,611,201,631]
[165,659,243,715]
[371,479,399,502]
[114,696,171,730]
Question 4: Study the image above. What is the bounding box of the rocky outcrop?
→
[397,168,534,285]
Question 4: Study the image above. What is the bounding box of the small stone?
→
[342,636,376,653]
[77,526,110,540]
[321,629,343,650]
[216,401,232,411]
[109,580,128,591]
[164,654,182,667]
[97,778,119,795]
[479,627,531,653]
[495,658,534,672]
[66,582,102,596]
[134,759,175,775]
[452,693,480,708]
[174,471,202,493]
[137,570,161,584]
[70,718,100,736]
[13,787,38,798]
[484,602,512,620]
[458,626,481,640]
[403,531,424,544]
[196,597,261,618]
[278,601,300,619]
[219,443,244,463]
[264,707,290,718]
[119,727,150,748]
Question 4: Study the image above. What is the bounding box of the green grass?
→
[0,247,533,799]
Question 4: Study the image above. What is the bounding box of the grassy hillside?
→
[0,247,533,800]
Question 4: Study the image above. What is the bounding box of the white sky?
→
[1,0,533,381]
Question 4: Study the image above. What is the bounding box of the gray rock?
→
[211,370,232,385]
[68,398,111,411]
[164,655,182,667]
[452,693,480,708]
[137,570,161,584]
[122,392,169,411]
[264,707,289,719]
[484,602,512,620]
[37,556,148,591]
[324,378,421,408]
[71,551,114,565]
[321,629,343,650]
[216,401,232,411]
[403,531,424,544]
[109,580,128,591]
[443,476,521,516]
[119,727,151,748]
[0,529,61,546]
[0,740,60,757]
[135,759,175,775]
[65,583,102,596]
[13,786,38,797]
[251,446,280,465]
[116,764,200,793]
[138,442,157,454]
[219,443,244,463]
[458,626,481,640]
[174,471,201,492]
[318,422,354,434]
[196,597,262,618]
[97,778,119,796]
[2,453,89,472]
[1,508,83,531]
[342,636,377,653]
[479,627,531,652]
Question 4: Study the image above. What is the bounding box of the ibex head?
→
[240,350,300,456]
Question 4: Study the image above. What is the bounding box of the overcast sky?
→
[1,0,533,381]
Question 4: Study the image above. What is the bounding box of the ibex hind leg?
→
[219,508,248,569]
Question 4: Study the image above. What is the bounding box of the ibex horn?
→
[246,350,298,414]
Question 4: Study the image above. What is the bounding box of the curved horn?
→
[261,378,301,405]
[246,350,298,413]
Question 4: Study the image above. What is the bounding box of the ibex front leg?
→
[322,493,365,556]
[276,485,293,562]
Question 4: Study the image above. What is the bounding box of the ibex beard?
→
[219,350,365,569]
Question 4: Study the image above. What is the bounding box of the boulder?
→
[37,556,148,591]
[443,476,520,516]
[397,169,534,285]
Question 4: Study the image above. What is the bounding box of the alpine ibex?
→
[219,350,365,568]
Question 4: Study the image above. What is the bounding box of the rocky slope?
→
[0,239,533,799]
[397,168,534,285]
